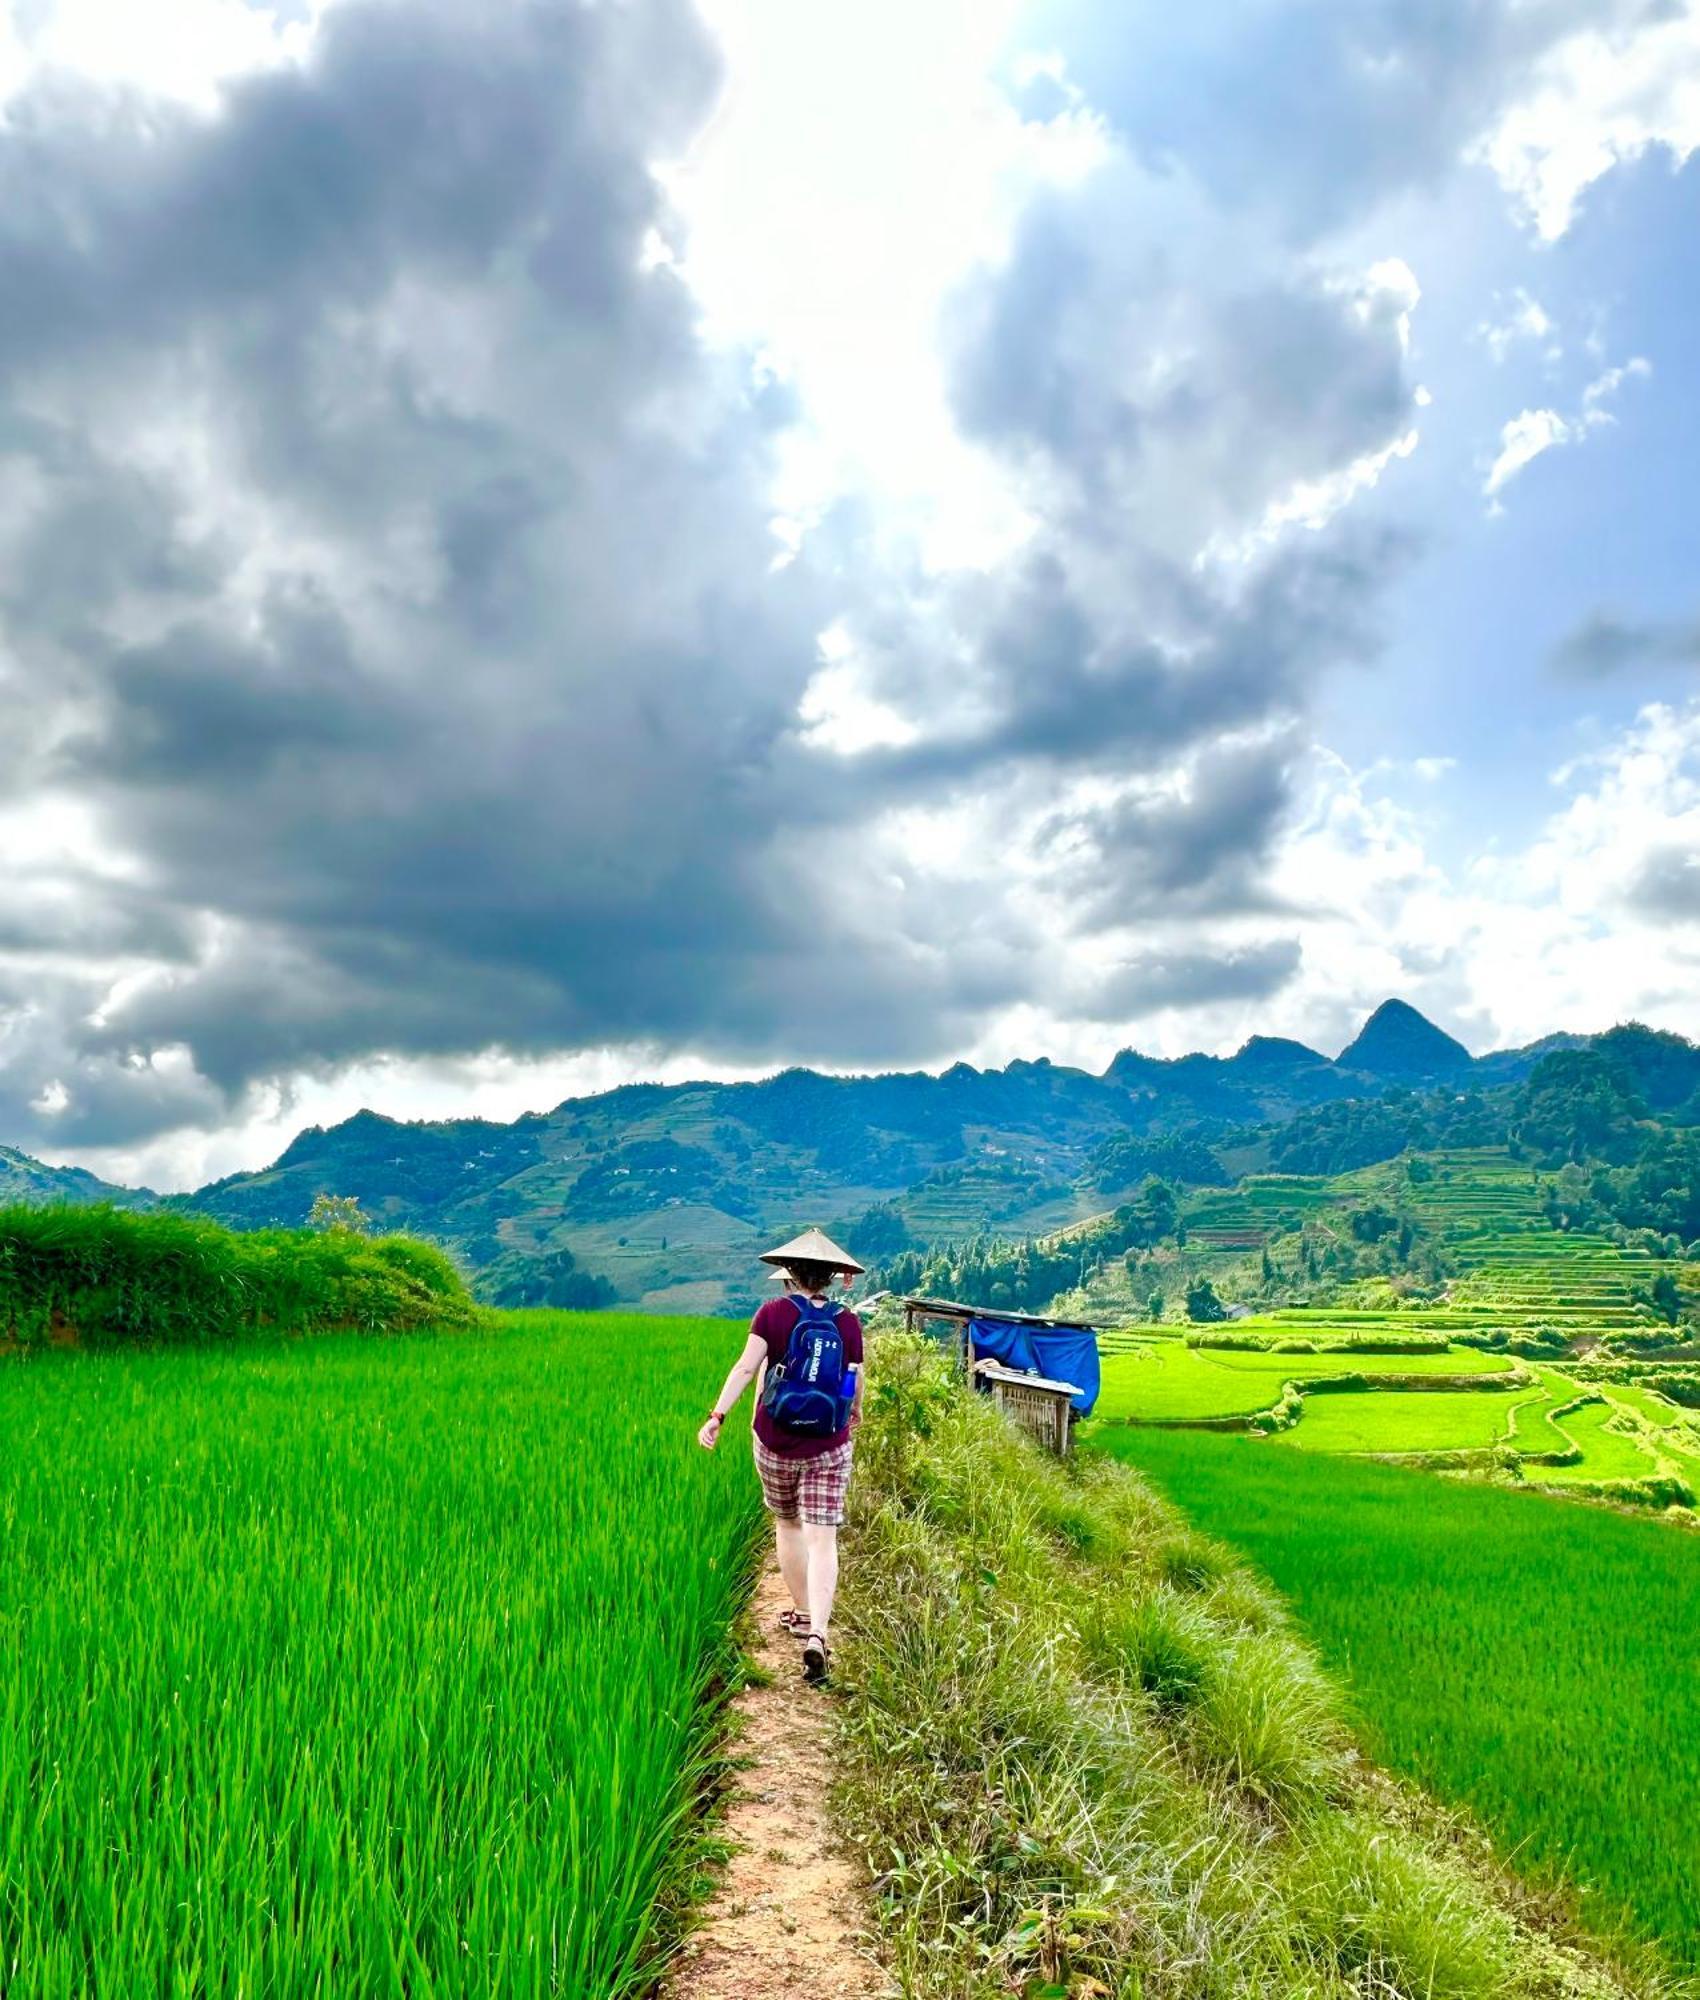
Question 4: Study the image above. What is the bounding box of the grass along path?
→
[830,1339,1661,1999]
[1093,1425,1700,1976]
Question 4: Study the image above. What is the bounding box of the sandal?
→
[802,1632,830,1684]
[777,1607,811,1637]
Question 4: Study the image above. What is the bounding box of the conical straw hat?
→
[758,1227,865,1274]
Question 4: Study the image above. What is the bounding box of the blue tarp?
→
[967,1317,1100,1417]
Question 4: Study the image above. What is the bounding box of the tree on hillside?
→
[487,1247,616,1311]
[1347,1202,1399,1243]
[1514,1049,1646,1165]
[1593,1022,1700,1113]
[830,1200,912,1261]
[1185,1276,1227,1323]
[308,1192,370,1234]
[1640,1271,1684,1325]
[1129,1176,1181,1247]
[1090,1130,1229,1191]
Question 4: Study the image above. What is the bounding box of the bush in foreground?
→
[834,1339,1664,1999]
[0,1202,475,1348]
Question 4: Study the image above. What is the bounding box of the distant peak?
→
[1229,1034,1327,1069]
[1102,1046,1164,1082]
[1336,999,1472,1078]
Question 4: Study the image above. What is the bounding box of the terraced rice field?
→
[1280,1386,1539,1453]
[1538,1394,1666,1485]
[1184,1176,1339,1237]
[0,1311,761,1997]
[1095,1426,1700,1973]
[1097,1336,1700,1505]
[1085,1150,1700,1507]
[1093,1340,1514,1423]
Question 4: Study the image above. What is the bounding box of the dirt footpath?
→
[665,1562,891,2000]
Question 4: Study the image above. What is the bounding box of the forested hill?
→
[163,1000,1658,1314]
[4,1001,1690,1316]
[0,1144,155,1211]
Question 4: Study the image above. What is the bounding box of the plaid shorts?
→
[752,1435,854,1527]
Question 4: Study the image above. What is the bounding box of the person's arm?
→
[697,1330,767,1450]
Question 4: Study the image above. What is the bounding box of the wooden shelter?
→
[972,1360,1084,1456]
[902,1295,1088,1364]
[902,1296,1097,1456]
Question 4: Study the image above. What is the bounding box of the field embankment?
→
[831,1339,1663,1999]
[0,1310,763,1996]
[0,1202,475,1348]
[1097,1425,1700,1977]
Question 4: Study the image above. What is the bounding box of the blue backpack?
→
[762,1295,854,1437]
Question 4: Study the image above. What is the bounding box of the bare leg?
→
[803,1523,839,1639]
[774,1516,810,1613]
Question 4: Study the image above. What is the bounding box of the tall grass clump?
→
[1100,1425,1700,1979]
[834,1338,1663,2000]
[0,1309,763,1995]
[0,1201,475,1347]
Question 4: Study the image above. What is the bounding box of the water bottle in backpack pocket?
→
[762,1295,854,1437]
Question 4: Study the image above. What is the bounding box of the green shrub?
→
[1158,1528,1233,1591]
[0,1204,474,1350]
[1192,1625,1349,1802]
[1290,1809,1522,1998]
[1080,1588,1217,1709]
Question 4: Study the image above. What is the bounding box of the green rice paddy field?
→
[1095,1339,1700,1498]
[1093,1341,1518,1423]
[1094,1426,1700,1975]
[0,1311,760,1998]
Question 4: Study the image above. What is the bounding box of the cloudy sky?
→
[2,0,1699,1188]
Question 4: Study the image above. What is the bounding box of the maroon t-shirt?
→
[750,1295,864,1460]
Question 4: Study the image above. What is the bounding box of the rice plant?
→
[0,1309,761,1997]
[1099,1424,1700,1974]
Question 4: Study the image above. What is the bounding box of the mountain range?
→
[0,1001,1622,1315]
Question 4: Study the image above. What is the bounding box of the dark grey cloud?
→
[1032,732,1301,933]
[0,0,859,1144]
[1628,845,1700,920]
[1012,0,1666,237]
[0,0,1431,1156]
[1081,939,1304,1022]
[1552,611,1700,678]
[950,193,1413,518]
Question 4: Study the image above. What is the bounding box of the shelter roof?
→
[902,1294,1096,1331]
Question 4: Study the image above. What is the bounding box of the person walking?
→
[697,1229,864,1684]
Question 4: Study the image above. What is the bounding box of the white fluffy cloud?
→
[1482,356,1650,501]
[1478,288,1556,362]
[1268,703,1700,1055]
[1475,3,1700,237]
